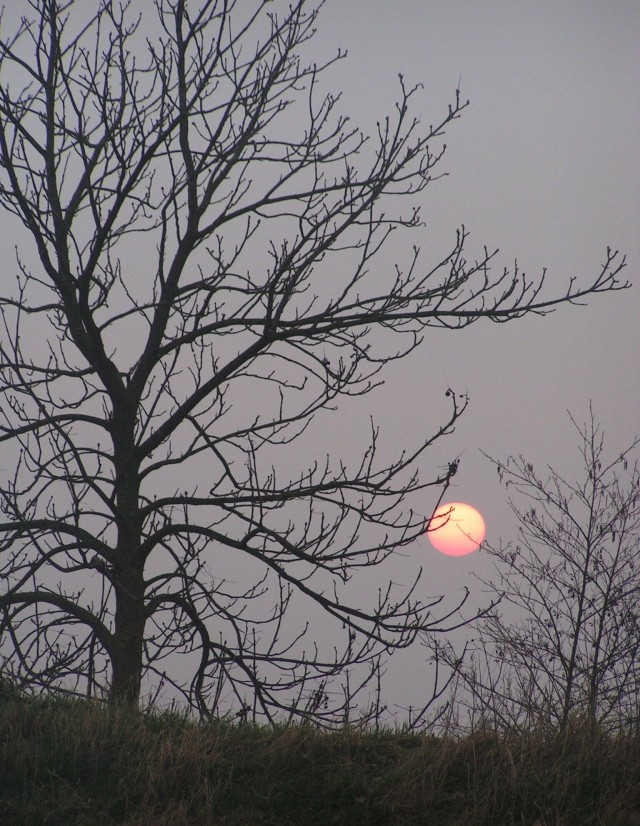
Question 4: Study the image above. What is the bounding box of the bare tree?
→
[0,0,627,721]
[454,411,640,733]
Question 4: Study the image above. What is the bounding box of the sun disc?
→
[428,502,485,556]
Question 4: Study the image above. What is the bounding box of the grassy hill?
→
[2,692,639,825]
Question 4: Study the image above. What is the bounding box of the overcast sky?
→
[1,0,638,717]
[307,0,640,707]
[315,0,640,541]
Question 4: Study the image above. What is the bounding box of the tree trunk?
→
[109,566,146,707]
[109,409,145,708]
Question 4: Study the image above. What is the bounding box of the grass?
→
[2,692,640,825]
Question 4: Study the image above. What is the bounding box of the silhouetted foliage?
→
[3,693,640,826]
[452,410,640,733]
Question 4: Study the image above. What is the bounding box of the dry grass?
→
[1,693,639,825]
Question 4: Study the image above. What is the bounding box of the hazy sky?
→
[314,1,640,540]
[1,0,638,716]
[308,0,640,707]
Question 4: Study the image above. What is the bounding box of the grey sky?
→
[0,0,638,717]
[315,0,639,543]
[307,1,640,707]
